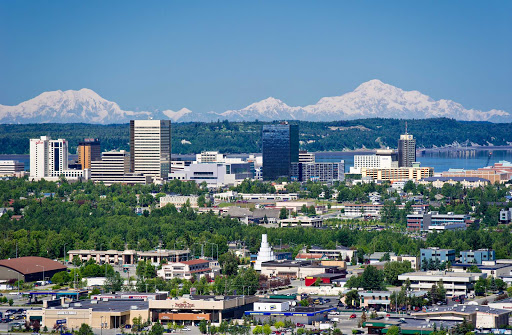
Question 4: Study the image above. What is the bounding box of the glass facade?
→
[262,124,299,181]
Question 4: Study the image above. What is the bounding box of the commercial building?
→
[168,162,252,188]
[343,203,428,218]
[245,304,335,325]
[304,273,346,286]
[160,195,199,208]
[90,150,151,185]
[308,246,356,263]
[460,249,496,264]
[291,161,344,183]
[299,151,315,163]
[259,260,344,280]
[280,216,323,228]
[67,249,190,266]
[441,169,509,184]
[419,176,490,188]
[262,123,299,181]
[350,149,398,174]
[500,208,512,224]
[398,133,416,168]
[157,259,212,280]
[130,120,171,180]
[398,271,485,296]
[30,136,88,181]
[27,298,150,330]
[420,247,456,265]
[77,138,101,169]
[360,165,433,182]
[451,263,512,279]
[0,256,67,282]
[152,295,258,324]
[412,305,510,329]
[390,255,419,270]
[407,212,471,231]
[0,160,24,176]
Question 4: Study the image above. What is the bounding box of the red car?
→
[350,314,357,319]
[296,323,305,328]
[386,314,391,317]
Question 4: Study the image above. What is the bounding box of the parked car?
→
[182,327,191,331]
[296,323,305,327]
[350,314,357,319]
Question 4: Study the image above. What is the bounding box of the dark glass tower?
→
[262,123,299,181]
[398,134,416,167]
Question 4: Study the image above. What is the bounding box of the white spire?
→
[254,234,276,271]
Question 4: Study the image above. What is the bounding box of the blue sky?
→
[1,1,511,114]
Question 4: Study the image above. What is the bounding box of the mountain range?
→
[1,80,510,123]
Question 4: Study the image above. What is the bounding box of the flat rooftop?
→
[52,299,149,312]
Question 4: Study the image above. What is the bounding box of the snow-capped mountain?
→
[0,88,150,124]
[219,97,303,121]
[214,79,511,122]
[1,80,510,124]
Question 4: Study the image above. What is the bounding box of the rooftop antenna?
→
[405,121,408,135]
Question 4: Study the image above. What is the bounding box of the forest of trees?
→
[1,179,512,264]
[1,118,512,154]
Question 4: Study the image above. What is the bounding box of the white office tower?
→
[351,149,398,174]
[30,136,69,178]
[130,120,171,180]
[254,234,276,271]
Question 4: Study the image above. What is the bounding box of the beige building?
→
[360,166,433,182]
[151,295,258,324]
[160,195,199,208]
[398,271,485,296]
[130,120,171,180]
[157,259,212,280]
[280,216,323,228]
[260,260,344,280]
[390,255,419,270]
[419,176,490,189]
[27,299,150,330]
[68,249,190,266]
[0,160,24,176]
[441,169,509,184]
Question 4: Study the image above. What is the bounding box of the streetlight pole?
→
[63,243,67,264]
[101,316,103,335]
[35,265,45,285]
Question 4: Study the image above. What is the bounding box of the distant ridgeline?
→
[1,118,511,155]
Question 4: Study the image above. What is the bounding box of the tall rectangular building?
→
[262,123,299,181]
[130,120,171,180]
[398,134,416,167]
[77,138,101,169]
[30,136,69,178]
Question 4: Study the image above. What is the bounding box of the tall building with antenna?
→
[398,122,416,167]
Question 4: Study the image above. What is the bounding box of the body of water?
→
[2,148,512,174]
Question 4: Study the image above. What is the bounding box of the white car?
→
[182,327,191,331]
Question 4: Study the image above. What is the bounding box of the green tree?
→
[386,326,400,335]
[253,326,263,335]
[279,207,288,220]
[199,320,208,334]
[149,322,165,335]
[263,324,272,335]
[467,265,481,273]
[219,251,240,276]
[104,271,123,292]
[361,265,384,290]
[77,323,94,335]
[51,271,71,285]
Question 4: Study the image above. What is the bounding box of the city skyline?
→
[1,1,511,117]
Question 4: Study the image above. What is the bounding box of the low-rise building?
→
[26,298,150,329]
[451,263,512,279]
[412,304,510,329]
[0,160,24,176]
[160,195,199,208]
[390,255,419,270]
[152,295,258,323]
[360,166,434,182]
[156,259,212,280]
[245,304,336,325]
[344,203,428,218]
[168,162,253,188]
[68,249,190,266]
[420,247,456,266]
[500,208,512,224]
[460,249,496,264]
[260,260,345,280]
[419,176,490,188]
[308,246,356,263]
[280,216,323,228]
[407,212,471,231]
[441,169,509,184]
[398,271,485,296]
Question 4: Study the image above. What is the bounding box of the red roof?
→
[0,256,67,275]
[181,259,210,266]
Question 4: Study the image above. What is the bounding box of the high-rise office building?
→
[262,123,299,181]
[77,138,101,169]
[29,136,87,181]
[398,134,416,167]
[90,150,150,185]
[130,120,172,180]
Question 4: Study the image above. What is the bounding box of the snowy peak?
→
[0,88,150,124]
[218,97,302,121]
[1,81,510,123]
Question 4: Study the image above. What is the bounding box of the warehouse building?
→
[0,256,67,282]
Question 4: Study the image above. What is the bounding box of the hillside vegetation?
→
[0,118,511,155]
